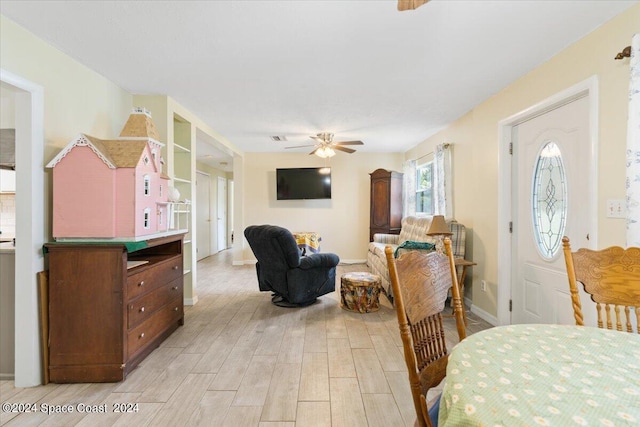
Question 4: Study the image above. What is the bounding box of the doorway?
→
[196,171,212,260]
[1,69,45,387]
[217,176,227,251]
[511,95,590,325]
[497,77,598,326]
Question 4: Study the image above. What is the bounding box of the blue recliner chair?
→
[244,225,340,307]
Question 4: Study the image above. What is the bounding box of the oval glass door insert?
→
[532,141,567,259]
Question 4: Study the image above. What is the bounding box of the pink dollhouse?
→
[47,108,172,240]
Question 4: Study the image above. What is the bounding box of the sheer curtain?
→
[403,159,416,217]
[627,34,640,246]
[433,143,453,219]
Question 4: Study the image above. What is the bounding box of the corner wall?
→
[404,3,640,320]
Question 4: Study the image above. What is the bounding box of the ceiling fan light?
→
[315,146,336,158]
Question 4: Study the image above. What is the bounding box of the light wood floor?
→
[1,251,492,426]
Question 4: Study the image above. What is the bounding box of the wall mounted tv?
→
[276,167,332,200]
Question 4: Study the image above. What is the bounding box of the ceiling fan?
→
[285,133,364,158]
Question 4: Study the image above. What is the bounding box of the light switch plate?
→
[606,199,626,218]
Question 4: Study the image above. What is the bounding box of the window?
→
[143,208,150,229]
[144,175,151,196]
[416,161,434,214]
[532,141,567,259]
[159,184,163,198]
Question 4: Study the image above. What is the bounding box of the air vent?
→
[270,135,287,142]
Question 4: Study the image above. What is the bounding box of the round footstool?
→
[340,272,382,313]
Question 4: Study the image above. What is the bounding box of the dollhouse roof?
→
[46,134,156,170]
[47,108,166,170]
[119,107,162,143]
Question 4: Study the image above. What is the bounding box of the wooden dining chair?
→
[385,237,466,427]
[562,236,640,333]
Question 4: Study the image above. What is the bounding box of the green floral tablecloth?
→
[440,324,640,426]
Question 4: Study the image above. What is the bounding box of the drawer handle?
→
[172,265,179,270]
[172,286,178,290]
[139,332,145,339]
[174,307,179,312]
[139,307,145,313]
[138,281,145,287]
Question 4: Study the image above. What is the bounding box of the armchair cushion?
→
[244,225,339,307]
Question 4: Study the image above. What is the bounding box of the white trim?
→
[497,76,599,326]
[183,296,199,306]
[46,134,117,169]
[1,68,45,387]
[470,303,499,326]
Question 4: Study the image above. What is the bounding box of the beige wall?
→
[242,152,403,262]
[1,15,134,238]
[405,4,639,319]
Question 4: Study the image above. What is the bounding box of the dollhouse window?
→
[158,209,163,226]
[152,149,157,165]
[143,155,150,165]
[143,208,150,229]
[144,175,151,196]
[159,184,163,198]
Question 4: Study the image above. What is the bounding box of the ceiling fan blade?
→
[333,146,356,154]
[398,0,429,11]
[335,140,364,146]
[309,147,320,155]
[285,144,316,149]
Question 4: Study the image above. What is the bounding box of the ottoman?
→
[340,272,382,313]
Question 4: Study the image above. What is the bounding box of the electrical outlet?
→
[481,280,487,292]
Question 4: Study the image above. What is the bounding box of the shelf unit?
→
[173,115,195,278]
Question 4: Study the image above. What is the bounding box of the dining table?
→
[439,323,640,426]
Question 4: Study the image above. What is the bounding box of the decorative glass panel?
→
[532,142,567,259]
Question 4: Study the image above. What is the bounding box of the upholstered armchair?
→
[244,225,340,307]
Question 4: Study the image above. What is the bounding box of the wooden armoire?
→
[369,169,403,241]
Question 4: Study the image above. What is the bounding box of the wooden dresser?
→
[369,168,403,241]
[45,234,184,383]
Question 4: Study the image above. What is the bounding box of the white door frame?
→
[1,69,45,387]
[196,170,212,260]
[497,76,599,326]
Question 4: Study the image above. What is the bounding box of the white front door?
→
[511,95,591,325]
[217,176,227,251]
[196,171,211,260]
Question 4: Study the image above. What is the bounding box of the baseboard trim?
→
[0,373,15,380]
[338,259,367,265]
[184,296,199,306]
[470,304,498,326]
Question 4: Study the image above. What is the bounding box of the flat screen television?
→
[276,167,331,200]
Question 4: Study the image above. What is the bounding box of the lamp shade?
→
[427,215,452,236]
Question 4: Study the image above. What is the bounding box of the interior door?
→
[217,176,227,251]
[196,171,211,260]
[511,95,591,325]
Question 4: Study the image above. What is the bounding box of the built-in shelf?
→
[184,269,192,275]
[184,239,192,244]
[174,177,191,184]
[174,143,191,153]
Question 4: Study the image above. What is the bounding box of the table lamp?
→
[427,215,452,254]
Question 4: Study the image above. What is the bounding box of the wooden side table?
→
[454,258,477,324]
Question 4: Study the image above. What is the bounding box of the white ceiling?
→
[1,0,635,170]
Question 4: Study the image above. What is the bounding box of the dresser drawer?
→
[127,256,182,299]
[127,298,183,358]
[127,278,183,329]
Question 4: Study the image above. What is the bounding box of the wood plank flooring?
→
[0,250,491,426]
